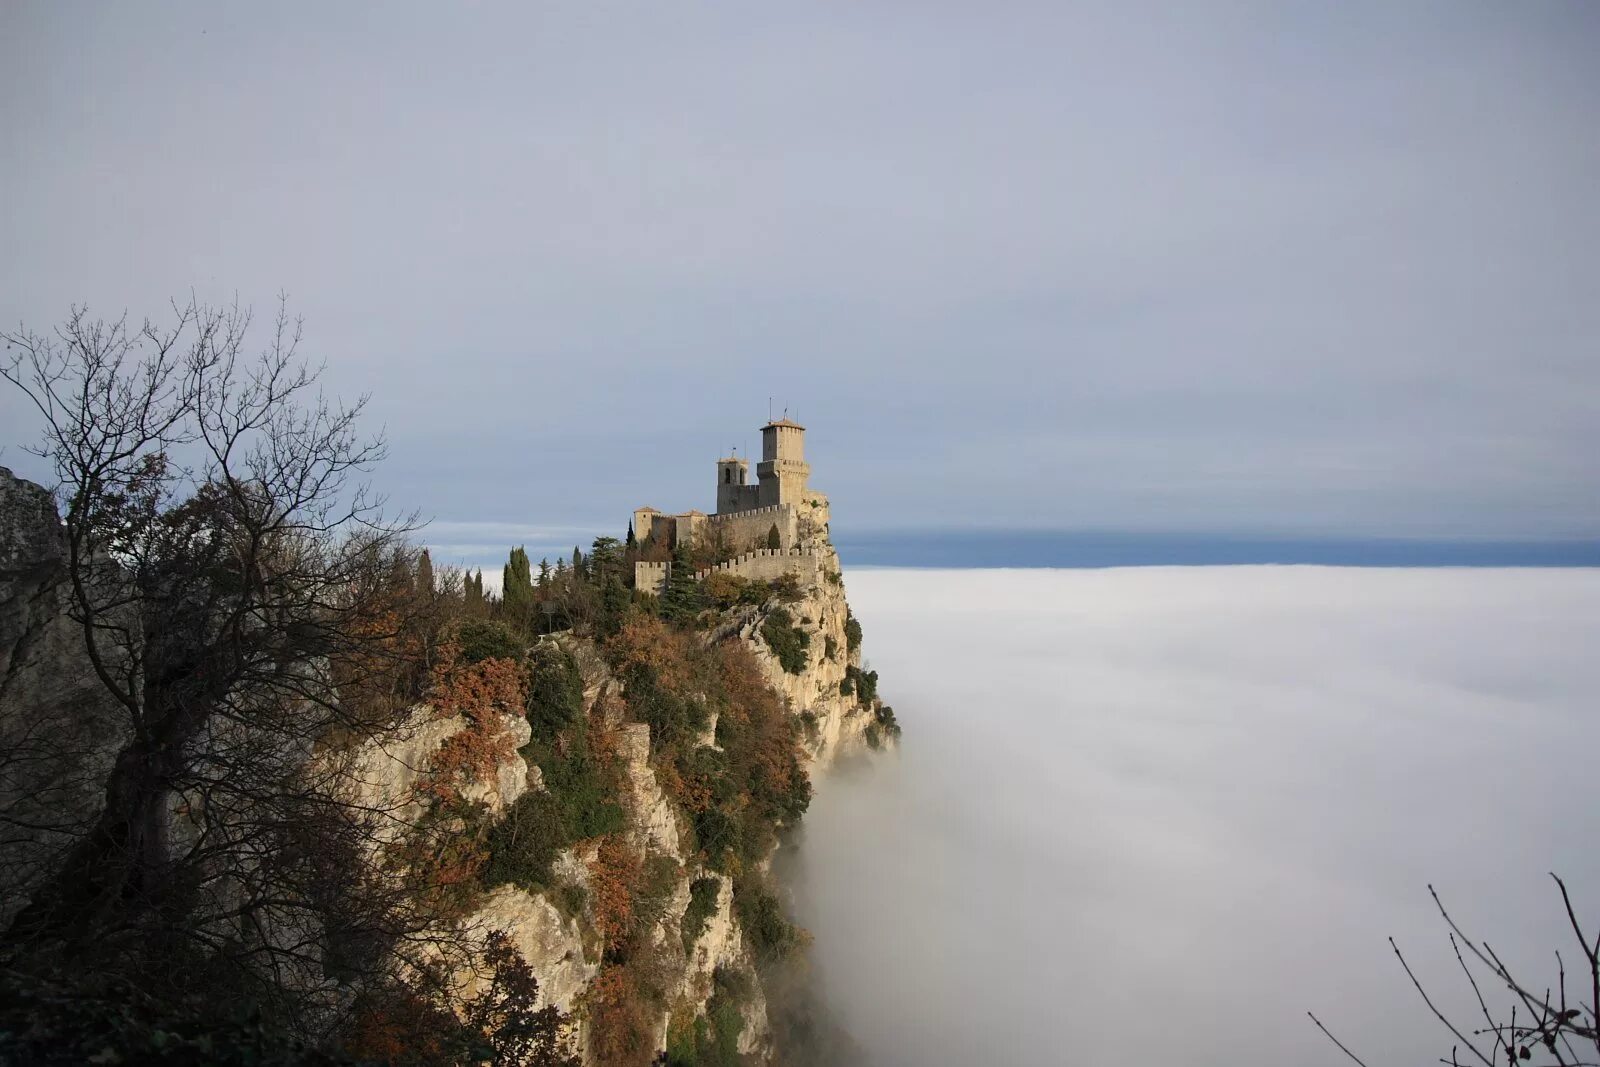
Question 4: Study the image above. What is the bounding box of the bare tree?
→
[1312,875,1599,1067]
[0,298,449,1031]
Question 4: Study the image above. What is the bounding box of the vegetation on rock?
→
[760,607,810,675]
[0,298,895,1066]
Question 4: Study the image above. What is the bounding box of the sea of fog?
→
[778,566,1600,1067]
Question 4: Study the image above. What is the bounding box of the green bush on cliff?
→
[768,572,804,603]
[842,665,878,705]
[865,704,901,750]
[457,618,525,664]
[876,704,900,733]
[681,877,721,951]
[490,717,625,890]
[693,806,740,872]
[760,607,810,674]
[483,790,567,887]
[665,967,747,1067]
[535,724,626,842]
[482,747,624,889]
[626,663,712,753]
[524,642,585,741]
[734,882,805,960]
[844,609,862,653]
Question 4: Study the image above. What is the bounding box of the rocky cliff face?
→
[0,466,892,1063]
[0,468,127,926]
[712,540,881,773]
[469,549,887,1062]
[442,525,889,1062]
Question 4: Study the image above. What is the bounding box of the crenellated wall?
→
[704,503,798,553]
[635,560,669,595]
[695,545,825,585]
[635,545,826,596]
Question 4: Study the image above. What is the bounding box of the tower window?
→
[724,469,731,484]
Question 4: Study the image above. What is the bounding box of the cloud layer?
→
[782,566,1600,1065]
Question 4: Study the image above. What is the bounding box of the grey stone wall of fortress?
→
[706,504,798,554]
[631,419,836,596]
[696,546,825,584]
[627,422,825,559]
[636,560,669,596]
[633,547,827,597]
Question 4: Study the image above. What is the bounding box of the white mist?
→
[782,566,1600,1066]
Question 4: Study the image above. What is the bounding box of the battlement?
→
[633,545,827,597]
[694,545,821,580]
[707,503,786,524]
[635,560,670,596]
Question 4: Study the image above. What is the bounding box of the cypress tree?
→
[416,548,435,596]
[537,557,551,590]
[503,545,534,626]
[766,523,782,551]
[626,522,637,549]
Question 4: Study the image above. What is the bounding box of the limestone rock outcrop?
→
[0,468,127,926]
[0,459,894,1065]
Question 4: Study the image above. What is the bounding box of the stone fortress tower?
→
[756,419,810,506]
[633,418,831,594]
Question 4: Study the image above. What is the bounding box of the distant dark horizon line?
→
[831,528,1600,569]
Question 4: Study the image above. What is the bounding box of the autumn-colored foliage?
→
[584,965,652,1067]
[422,639,526,803]
[389,638,530,921]
[608,615,701,695]
[343,933,578,1067]
[607,613,811,875]
[390,798,490,920]
[589,836,643,956]
[344,986,458,1065]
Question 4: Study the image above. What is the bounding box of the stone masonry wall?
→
[635,560,668,595]
[635,546,824,596]
[695,546,824,586]
[704,504,797,553]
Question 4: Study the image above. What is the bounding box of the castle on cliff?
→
[633,418,832,594]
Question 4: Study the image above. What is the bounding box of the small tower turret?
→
[716,455,756,513]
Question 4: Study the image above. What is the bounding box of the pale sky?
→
[4,3,1597,560]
